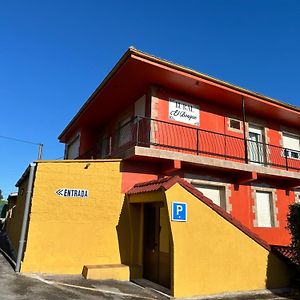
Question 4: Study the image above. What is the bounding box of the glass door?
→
[248,125,266,165]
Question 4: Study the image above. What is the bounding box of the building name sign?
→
[169,98,200,126]
[55,188,89,198]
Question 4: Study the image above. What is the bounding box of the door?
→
[143,203,170,288]
[248,125,266,164]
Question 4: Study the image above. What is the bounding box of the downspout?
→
[15,162,36,272]
[242,97,248,164]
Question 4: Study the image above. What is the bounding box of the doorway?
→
[143,202,170,288]
[248,125,266,165]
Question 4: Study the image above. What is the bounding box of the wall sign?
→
[172,202,187,222]
[169,98,199,126]
[55,188,89,198]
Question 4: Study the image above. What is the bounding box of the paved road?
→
[0,251,166,300]
[0,250,299,300]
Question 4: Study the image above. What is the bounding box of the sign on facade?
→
[169,98,200,125]
[55,188,89,198]
[172,202,187,222]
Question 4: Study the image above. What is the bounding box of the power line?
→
[0,135,43,159]
[0,135,41,146]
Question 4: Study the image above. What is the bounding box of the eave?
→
[59,47,300,143]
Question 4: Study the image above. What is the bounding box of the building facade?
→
[59,47,300,246]
[5,48,300,297]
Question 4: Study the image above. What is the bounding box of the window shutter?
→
[256,191,272,227]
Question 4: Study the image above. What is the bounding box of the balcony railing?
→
[81,116,300,172]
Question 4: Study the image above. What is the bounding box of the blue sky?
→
[0,0,299,198]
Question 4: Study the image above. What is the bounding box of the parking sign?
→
[172,202,187,222]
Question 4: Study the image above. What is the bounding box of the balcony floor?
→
[121,146,300,188]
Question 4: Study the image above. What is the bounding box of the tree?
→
[287,203,300,266]
[0,189,3,200]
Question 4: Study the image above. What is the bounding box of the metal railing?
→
[81,116,300,172]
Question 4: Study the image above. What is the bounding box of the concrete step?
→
[82,264,129,280]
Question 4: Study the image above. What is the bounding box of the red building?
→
[59,47,300,246]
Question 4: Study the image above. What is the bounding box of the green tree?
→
[287,203,300,265]
[0,189,3,200]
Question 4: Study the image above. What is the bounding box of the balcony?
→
[81,117,300,181]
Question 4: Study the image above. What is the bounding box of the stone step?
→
[82,264,129,280]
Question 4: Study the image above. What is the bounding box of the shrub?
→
[287,203,300,267]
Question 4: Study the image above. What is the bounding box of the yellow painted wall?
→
[5,178,29,254]
[20,160,125,274]
[165,184,292,298]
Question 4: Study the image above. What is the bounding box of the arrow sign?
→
[56,189,64,196]
[55,188,89,198]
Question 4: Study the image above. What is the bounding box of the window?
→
[282,133,300,160]
[228,118,242,131]
[295,191,300,203]
[195,185,226,209]
[255,191,274,227]
[118,116,132,147]
[65,134,80,159]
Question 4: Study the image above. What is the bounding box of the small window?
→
[282,133,300,160]
[228,118,242,132]
[295,191,300,203]
[195,184,226,210]
[255,191,274,227]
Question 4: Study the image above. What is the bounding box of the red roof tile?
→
[127,176,271,251]
[271,245,298,266]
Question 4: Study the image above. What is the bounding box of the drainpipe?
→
[15,162,36,272]
[242,97,248,164]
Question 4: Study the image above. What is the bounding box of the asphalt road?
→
[0,251,166,300]
[0,250,299,300]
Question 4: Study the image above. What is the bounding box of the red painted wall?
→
[77,84,297,247]
[229,183,293,246]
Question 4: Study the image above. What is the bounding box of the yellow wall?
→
[165,184,292,298]
[20,160,125,274]
[6,178,29,254]
[10,163,293,297]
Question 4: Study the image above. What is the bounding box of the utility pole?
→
[37,144,43,160]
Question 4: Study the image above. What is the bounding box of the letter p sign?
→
[172,202,187,222]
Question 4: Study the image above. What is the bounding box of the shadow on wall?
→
[0,230,16,268]
[266,251,297,298]
[116,197,131,267]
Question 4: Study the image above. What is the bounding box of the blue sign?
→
[172,202,187,222]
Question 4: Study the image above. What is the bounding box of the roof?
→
[58,47,300,142]
[127,176,271,251]
[7,192,18,200]
[272,245,298,266]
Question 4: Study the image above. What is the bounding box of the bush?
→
[287,203,300,267]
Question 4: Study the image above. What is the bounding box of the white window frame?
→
[252,187,278,228]
[282,132,300,160]
[248,124,267,165]
[195,184,226,209]
[228,117,243,133]
[184,175,231,212]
